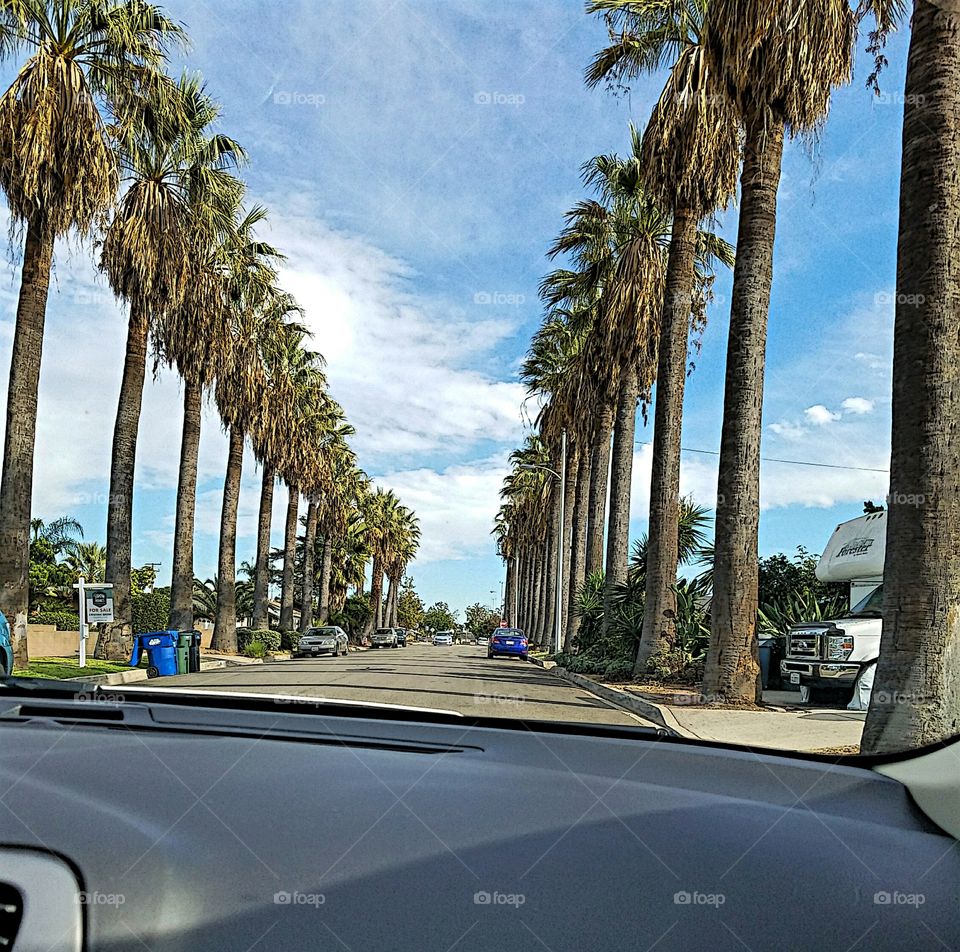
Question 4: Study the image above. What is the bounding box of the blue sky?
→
[0,1,909,617]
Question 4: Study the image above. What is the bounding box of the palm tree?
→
[29,516,84,553]
[63,541,107,583]
[270,333,327,632]
[382,506,421,629]
[97,75,244,659]
[361,489,401,637]
[155,81,247,634]
[496,436,552,641]
[862,2,959,754]
[211,256,295,653]
[0,0,183,666]
[586,0,739,673]
[700,0,899,702]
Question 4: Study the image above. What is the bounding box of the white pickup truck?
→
[779,511,885,705]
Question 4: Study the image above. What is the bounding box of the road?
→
[162,642,654,727]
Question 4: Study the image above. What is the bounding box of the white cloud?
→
[804,404,841,426]
[769,420,807,441]
[267,208,528,463]
[378,457,510,563]
[842,396,874,415]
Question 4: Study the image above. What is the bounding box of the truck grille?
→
[788,630,823,659]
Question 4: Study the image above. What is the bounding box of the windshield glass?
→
[0,1,949,760]
[846,586,884,617]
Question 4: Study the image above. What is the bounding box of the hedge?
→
[132,591,171,635]
[31,610,81,631]
[238,628,281,653]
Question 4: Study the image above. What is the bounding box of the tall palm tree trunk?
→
[702,118,784,703]
[318,535,333,624]
[522,550,533,634]
[169,377,202,632]
[544,485,561,650]
[212,426,244,653]
[585,406,613,577]
[637,208,699,671]
[279,484,298,631]
[252,463,275,630]
[566,450,590,650]
[504,557,514,626]
[602,366,640,635]
[385,575,396,626]
[863,5,960,753]
[0,217,54,668]
[367,557,384,635]
[516,550,527,632]
[99,299,150,660]
[560,447,579,651]
[299,499,318,631]
[533,547,545,646]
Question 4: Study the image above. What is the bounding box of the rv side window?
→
[848,585,884,617]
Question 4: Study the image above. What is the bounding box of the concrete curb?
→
[546,667,690,736]
[70,659,229,686]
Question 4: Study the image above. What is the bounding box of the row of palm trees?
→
[0,0,420,664]
[497,0,960,753]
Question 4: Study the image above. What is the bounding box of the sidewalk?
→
[545,665,865,753]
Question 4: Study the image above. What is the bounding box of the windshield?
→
[0,2,949,760]
[846,586,884,618]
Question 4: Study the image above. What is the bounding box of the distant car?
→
[488,628,528,661]
[395,629,407,647]
[295,626,348,658]
[475,636,489,646]
[371,627,399,648]
[0,611,11,676]
[433,631,454,646]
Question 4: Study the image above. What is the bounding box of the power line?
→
[633,441,889,474]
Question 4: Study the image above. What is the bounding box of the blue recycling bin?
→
[129,630,179,678]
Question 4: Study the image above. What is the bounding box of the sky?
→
[0,1,910,616]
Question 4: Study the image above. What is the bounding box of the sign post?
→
[74,579,114,668]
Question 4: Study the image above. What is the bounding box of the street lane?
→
[158,642,654,726]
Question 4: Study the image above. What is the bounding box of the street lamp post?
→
[518,428,567,655]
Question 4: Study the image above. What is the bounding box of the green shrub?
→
[603,659,635,682]
[279,629,300,651]
[131,591,171,635]
[31,610,81,631]
[238,628,280,652]
[242,640,268,659]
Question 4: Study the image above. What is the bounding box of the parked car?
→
[371,627,399,648]
[395,629,407,647]
[295,626,348,658]
[488,628,528,661]
[432,631,453,646]
[0,611,11,677]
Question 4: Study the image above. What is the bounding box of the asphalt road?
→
[160,643,653,727]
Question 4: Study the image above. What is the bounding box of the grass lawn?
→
[13,657,138,680]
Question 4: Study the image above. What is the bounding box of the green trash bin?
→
[176,631,191,675]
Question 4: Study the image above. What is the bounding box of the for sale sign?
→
[85,585,115,624]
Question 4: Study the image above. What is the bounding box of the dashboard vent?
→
[0,883,23,949]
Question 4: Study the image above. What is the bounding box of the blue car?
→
[487,628,528,661]
[0,611,12,677]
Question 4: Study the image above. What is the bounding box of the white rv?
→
[779,511,886,704]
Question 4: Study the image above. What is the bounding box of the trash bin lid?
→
[141,631,178,647]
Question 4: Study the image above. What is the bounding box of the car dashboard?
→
[0,683,957,951]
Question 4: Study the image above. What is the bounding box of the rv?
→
[779,511,885,705]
